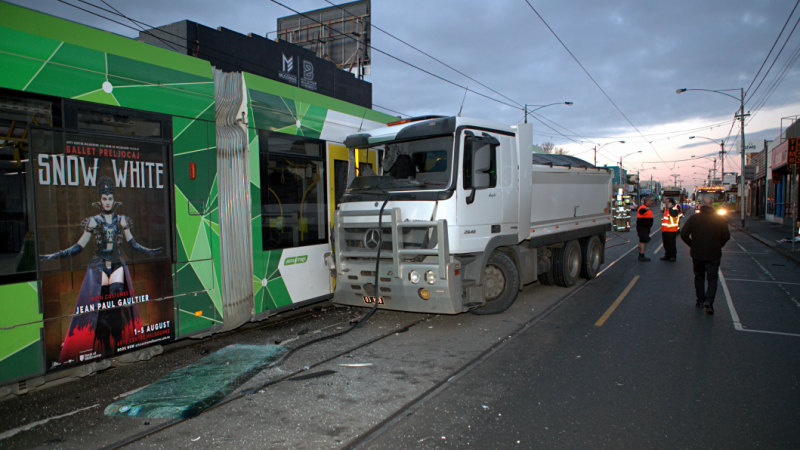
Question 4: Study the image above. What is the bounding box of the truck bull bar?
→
[334,208,450,280]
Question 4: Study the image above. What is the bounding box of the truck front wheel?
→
[470,251,520,315]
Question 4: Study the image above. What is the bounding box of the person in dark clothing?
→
[387,154,416,179]
[636,196,655,261]
[680,197,730,314]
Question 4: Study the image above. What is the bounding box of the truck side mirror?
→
[463,132,498,204]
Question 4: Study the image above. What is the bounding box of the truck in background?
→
[331,116,613,315]
[661,186,685,210]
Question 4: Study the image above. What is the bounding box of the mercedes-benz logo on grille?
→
[364,228,382,249]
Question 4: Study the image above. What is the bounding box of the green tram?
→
[0,2,393,393]
[694,186,729,215]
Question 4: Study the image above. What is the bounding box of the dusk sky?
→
[12,0,800,189]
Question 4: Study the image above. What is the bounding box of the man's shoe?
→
[696,300,703,308]
[668,257,676,262]
[638,254,650,262]
[704,303,714,315]
[660,256,670,261]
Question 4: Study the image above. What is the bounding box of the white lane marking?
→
[736,242,800,308]
[724,278,800,286]
[721,269,800,338]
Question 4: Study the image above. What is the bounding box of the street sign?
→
[789,138,800,167]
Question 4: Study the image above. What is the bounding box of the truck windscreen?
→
[349,135,454,192]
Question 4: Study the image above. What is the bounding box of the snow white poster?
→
[35,130,174,371]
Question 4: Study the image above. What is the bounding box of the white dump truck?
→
[332,116,612,314]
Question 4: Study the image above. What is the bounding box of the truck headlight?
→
[409,270,421,284]
[425,270,436,284]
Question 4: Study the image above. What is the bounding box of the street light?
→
[593,140,625,168]
[523,101,573,123]
[691,154,717,185]
[689,135,726,186]
[676,87,748,227]
[618,150,642,187]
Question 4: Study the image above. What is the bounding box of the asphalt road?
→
[362,216,800,448]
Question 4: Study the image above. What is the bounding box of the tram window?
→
[259,132,326,251]
[66,102,165,138]
[0,95,52,279]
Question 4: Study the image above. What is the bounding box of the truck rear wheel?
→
[470,251,520,315]
[553,240,581,287]
[580,235,602,279]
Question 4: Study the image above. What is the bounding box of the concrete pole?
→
[739,87,748,228]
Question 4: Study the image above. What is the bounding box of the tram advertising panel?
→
[34,129,174,371]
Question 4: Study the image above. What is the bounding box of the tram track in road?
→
[102,312,434,449]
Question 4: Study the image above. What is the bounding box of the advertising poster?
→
[35,131,174,371]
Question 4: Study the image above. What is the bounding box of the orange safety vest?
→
[661,206,682,232]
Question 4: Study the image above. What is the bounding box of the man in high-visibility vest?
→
[635,196,655,261]
[660,198,683,261]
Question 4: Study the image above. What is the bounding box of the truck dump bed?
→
[527,155,612,241]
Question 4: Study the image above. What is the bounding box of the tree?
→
[540,142,568,154]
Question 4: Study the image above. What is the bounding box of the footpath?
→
[727,212,800,265]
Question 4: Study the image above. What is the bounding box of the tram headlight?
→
[408,270,421,284]
[425,270,436,285]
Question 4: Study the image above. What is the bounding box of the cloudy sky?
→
[11,0,800,189]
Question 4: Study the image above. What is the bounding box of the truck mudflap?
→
[332,208,464,314]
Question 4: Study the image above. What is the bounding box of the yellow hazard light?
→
[418,288,431,300]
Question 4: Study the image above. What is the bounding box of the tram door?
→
[326,143,377,225]
[326,143,377,290]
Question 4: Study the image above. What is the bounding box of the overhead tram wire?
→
[744,0,800,102]
[71,0,586,146]
[268,0,522,112]
[62,0,410,120]
[57,0,284,82]
[522,0,665,165]
[94,0,184,53]
[270,0,600,147]
[62,0,415,117]
[72,0,193,53]
[73,0,579,141]
[271,0,590,145]
[372,103,407,117]
[321,0,522,109]
[747,39,800,119]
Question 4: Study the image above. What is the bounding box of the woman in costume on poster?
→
[40,176,162,363]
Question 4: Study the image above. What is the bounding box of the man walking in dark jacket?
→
[680,197,730,314]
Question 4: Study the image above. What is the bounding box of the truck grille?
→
[334,208,450,279]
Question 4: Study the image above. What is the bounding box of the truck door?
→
[455,129,507,252]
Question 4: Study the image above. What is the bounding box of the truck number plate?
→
[363,296,384,304]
